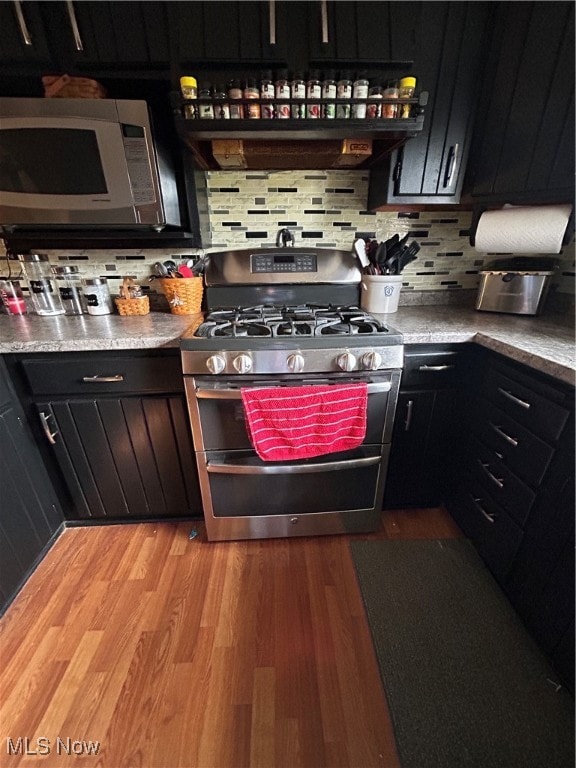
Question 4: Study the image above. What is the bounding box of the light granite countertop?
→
[0,306,574,385]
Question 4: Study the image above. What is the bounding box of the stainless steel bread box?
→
[475,258,558,316]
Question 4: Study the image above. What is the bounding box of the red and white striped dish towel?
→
[241,383,368,461]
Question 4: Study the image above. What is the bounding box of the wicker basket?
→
[114,295,150,316]
[42,74,107,99]
[160,277,203,315]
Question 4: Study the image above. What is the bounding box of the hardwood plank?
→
[0,509,459,767]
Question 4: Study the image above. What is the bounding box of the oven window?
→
[0,128,107,194]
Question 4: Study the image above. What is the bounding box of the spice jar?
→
[367,81,383,119]
[322,70,337,119]
[398,76,416,118]
[352,71,369,119]
[18,253,65,316]
[306,70,322,119]
[0,280,27,315]
[290,71,306,119]
[336,71,353,118]
[213,84,230,119]
[198,82,215,119]
[180,76,198,119]
[54,265,84,315]
[244,78,261,119]
[260,70,275,119]
[382,79,399,118]
[228,79,244,119]
[275,69,291,118]
[83,277,113,316]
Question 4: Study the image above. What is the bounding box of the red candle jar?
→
[0,280,27,315]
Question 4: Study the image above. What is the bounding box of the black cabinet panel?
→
[0,1,52,65]
[469,1,575,204]
[369,2,491,206]
[0,357,63,615]
[37,396,200,520]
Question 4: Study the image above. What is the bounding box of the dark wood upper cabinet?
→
[467,1,575,205]
[368,2,492,207]
[306,1,421,64]
[0,1,52,66]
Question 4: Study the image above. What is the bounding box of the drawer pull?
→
[404,399,414,432]
[418,364,455,372]
[498,387,531,410]
[490,423,519,447]
[39,411,58,445]
[478,460,504,489]
[14,1,33,46]
[470,495,496,523]
[82,374,125,383]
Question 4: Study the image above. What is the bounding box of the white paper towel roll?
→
[474,204,573,254]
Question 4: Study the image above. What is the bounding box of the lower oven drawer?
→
[201,445,385,518]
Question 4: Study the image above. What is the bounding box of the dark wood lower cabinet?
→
[35,395,201,520]
[0,357,63,615]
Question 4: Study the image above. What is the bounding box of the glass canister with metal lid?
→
[54,265,85,315]
[18,253,65,316]
[83,277,114,315]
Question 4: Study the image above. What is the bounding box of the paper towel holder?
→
[469,204,574,248]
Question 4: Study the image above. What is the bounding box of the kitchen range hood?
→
[172,92,428,171]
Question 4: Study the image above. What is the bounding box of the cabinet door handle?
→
[478,460,504,489]
[418,364,455,372]
[497,387,531,410]
[443,143,459,187]
[320,0,329,43]
[404,399,414,432]
[490,423,519,447]
[81,374,125,383]
[470,495,496,523]
[39,411,58,445]
[66,1,84,51]
[13,1,32,46]
[268,0,276,44]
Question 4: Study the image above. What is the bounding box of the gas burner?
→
[194,304,389,339]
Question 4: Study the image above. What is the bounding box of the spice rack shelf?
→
[171,92,428,170]
[172,93,427,141]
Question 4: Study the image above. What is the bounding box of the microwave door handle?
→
[66,1,84,51]
[13,1,32,46]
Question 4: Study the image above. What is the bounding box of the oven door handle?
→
[207,455,382,475]
[195,381,391,399]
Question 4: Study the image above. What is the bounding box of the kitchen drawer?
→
[467,435,536,528]
[402,345,468,389]
[20,353,184,396]
[449,476,523,582]
[481,367,569,444]
[474,400,554,488]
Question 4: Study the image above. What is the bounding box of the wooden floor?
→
[0,508,461,768]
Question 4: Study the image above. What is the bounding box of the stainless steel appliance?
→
[0,98,180,230]
[476,257,558,316]
[180,247,404,542]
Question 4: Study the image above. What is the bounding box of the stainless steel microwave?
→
[0,98,180,230]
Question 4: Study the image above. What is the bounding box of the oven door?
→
[185,372,400,451]
[184,373,400,541]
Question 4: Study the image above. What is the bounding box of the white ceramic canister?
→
[360,274,403,314]
[83,277,113,315]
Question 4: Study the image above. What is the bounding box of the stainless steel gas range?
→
[180,247,404,542]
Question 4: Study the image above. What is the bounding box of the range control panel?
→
[251,252,317,273]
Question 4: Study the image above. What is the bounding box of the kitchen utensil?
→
[178,265,194,278]
[397,241,420,273]
[354,238,370,268]
[152,261,169,277]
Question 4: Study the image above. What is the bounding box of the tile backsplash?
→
[2,170,574,305]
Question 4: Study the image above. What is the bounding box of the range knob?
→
[286,353,305,373]
[206,354,226,374]
[336,351,357,372]
[233,354,253,374]
[361,351,383,370]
